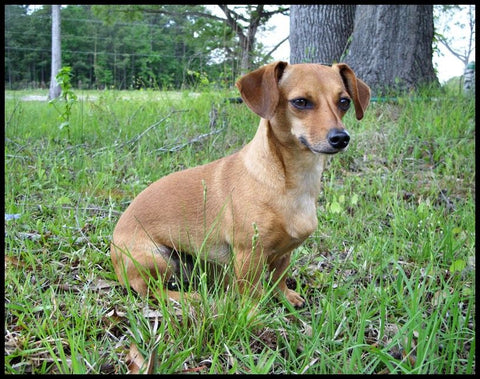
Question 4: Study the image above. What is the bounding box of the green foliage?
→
[4,5,51,89]
[433,5,475,66]
[4,4,275,90]
[4,85,475,373]
[48,66,78,138]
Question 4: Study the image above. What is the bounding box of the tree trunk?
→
[49,5,62,100]
[218,5,288,74]
[344,5,438,95]
[289,5,356,65]
[219,5,261,75]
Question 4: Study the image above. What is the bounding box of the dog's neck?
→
[242,118,327,195]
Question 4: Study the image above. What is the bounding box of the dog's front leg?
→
[269,254,305,307]
[233,250,266,299]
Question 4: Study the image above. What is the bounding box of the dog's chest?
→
[263,193,317,256]
[285,192,318,241]
[282,160,325,242]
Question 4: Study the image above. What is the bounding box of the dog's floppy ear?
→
[236,61,288,119]
[333,63,371,120]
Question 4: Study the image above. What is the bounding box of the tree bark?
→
[49,5,62,100]
[344,5,438,95]
[289,5,355,65]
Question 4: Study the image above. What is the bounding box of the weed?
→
[48,66,78,139]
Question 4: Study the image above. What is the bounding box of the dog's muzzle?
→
[327,128,350,150]
[299,128,350,155]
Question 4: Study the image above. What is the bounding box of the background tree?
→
[4,4,288,89]
[289,5,438,95]
[5,5,52,89]
[434,5,475,71]
[49,5,61,99]
[4,5,29,89]
[217,5,289,73]
[344,5,437,94]
[289,5,355,65]
[60,5,97,88]
[94,5,289,75]
[92,4,239,87]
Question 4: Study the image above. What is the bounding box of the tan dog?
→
[111,61,370,307]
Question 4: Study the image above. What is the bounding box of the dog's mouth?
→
[298,136,344,155]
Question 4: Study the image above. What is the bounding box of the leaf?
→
[142,308,167,319]
[350,193,359,206]
[432,289,450,306]
[105,307,126,319]
[449,259,466,273]
[417,201,427,215]
[180,364,209,373]
[59,122,70,130]
[329,200,342,214]
[126,344,146,374]
[89,278,117,291]
[102,307,128,340]
[452,226,462,235]
[56,196,72,206]
[126,343,156,374]
[5,255,26,270]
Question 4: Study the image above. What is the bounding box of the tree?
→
[92,4,236,88]
[344,5,437,94]
[5,4,288,90]
[60,5,97,88]
[217,5,289,73]
[434,5,475,71]
[4,5,29,89]
[94,5,289,75]
[93,5,288,82]
[49,5,61,99]
[5,5,51,89]
[290,5,438,95]
[289,5,355,65]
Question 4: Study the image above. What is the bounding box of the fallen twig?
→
[122,116,170,148]
[156,104,225,153]
[156,127,224,153]
[92,110,181,156]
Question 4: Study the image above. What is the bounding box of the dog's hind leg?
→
[111,242,194,302]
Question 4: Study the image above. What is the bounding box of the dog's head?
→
[236,61,371,155]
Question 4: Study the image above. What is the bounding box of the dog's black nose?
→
[327,128,350,149]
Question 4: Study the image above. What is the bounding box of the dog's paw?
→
[285,289,305,308]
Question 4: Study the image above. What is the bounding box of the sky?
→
[257,6,475,84]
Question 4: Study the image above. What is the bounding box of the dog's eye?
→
[339,97,351,111]
[290,98,313,110]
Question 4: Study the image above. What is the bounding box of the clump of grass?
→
[4,85,475,374]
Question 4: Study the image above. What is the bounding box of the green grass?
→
[4,86,475,374]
